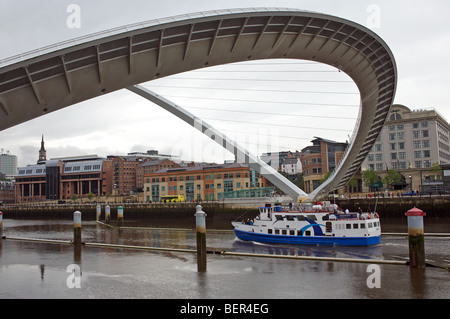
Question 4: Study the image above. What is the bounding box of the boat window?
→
[360,223,366,229]
[297,230,302,236]
[353,223,359,229]
[286,215,295,221]
[275,229,280,235]
[307,215,317,221]
[368,223,373,228]
[290,230,295,236]
[296,215,305,221]
[305,230,311,236]
[275,215,284,221]
[268,229,272,234]
[346,224,351,229]
[282,230,287,235]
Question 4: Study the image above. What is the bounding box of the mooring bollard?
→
[0,211,3,236]
[117,206,124,227]
[405,207,426,268]
[105,205,111,224]
[96,204,101,221]
[73,211,82,246]
[195,205,207,272]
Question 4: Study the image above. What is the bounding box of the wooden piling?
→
[405,207,426,268]
[73,211,82,246]
[195,205,207,272]
[96,204,101,221]
[105,205,111,224]
[117,206,124,227]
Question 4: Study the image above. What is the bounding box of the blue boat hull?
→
[234,229,380,246]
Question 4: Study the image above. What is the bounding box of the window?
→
[346,224,351,229]
[415,161,422,168]
[376,163,384,170]
[422,140,430,148]
[412,131,420,139]
[399,152,406,160]
[421,121,428,128]
[375,144,382,152]
[388,125,395,131]
[368,154,374,161]
[398,142,405,150]
[390,153,397,160]
[413,141,421,149]
[397,124,404,130]
[353,224,359,229]
[390,143,397,151]
[399,162,407,169]
[397,132,404,140]
[375,154,383,161]
[414,151,422,159]
[422,130,429,138]
[389,133,396,141]
[423,150,430,158]
[424,160,432,168]
[413,123,419,129]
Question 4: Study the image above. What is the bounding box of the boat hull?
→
[234,229,380,246]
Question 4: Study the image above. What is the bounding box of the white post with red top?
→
[405,207,426,268]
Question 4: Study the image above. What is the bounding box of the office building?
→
[301,137,348,193]
[361,104,450,192]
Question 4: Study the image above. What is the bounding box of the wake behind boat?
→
[232,202,381,246]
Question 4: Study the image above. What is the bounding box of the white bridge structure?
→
[0,8,397,201]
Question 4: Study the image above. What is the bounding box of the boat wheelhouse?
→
[232,203,381,246]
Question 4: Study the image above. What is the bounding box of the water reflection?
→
[0,218,449,299]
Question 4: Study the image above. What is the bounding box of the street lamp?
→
[409,175,412,191]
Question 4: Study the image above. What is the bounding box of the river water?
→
[0,217,449,299]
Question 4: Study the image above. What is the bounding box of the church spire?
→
[38,135,47,164]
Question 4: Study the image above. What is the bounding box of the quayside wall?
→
[0,197,448,223]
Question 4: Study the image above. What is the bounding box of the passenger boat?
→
[231,202,381,246]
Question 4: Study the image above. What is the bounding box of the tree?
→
[382,169,402,190]
[362,170,379,188]
[319,171,331,185]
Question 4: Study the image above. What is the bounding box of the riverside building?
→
[361,104,450,193]
[143,163,269,202]
[15,155,113,202]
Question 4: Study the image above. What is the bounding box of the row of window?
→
[368,159,434,171]
[146,181,260,192]
[388,122,428,131]
[267,221,379,236]
[146,172,251,183]
[368,149,431,162]
[387,130,429,141]
[64,164,101,172]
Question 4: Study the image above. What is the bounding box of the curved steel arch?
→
[0,8,397,200]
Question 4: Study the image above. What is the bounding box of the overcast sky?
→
[1,0,449,167]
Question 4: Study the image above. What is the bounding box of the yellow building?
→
[143,163,268,202]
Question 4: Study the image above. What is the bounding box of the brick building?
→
[143,163,269,202]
